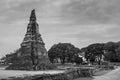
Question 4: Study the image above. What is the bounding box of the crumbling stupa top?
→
[30,9,36,21]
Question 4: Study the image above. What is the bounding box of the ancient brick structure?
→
[6,9,50,70]
[21,9,47,57]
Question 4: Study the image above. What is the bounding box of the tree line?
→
[2,41,120,65]
[48,41,120,65]
[48,43,82,64]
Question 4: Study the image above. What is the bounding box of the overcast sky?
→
[0,0,120,57]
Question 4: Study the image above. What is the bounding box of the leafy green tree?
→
[83,43,104,65]
[67,47,81,63]
[74,54,83,65]
[104,42,119,62]
[81,41,120,63]
[48,44,58,63]
[48,43,81,64]
[115,47,120,61]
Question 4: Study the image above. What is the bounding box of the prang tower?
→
[6,9,49,70]
[21,9,47,56]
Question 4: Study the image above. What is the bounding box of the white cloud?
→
[0,0,120,58]
[3,0,27,8]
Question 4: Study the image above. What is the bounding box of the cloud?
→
[0,0,120,57]
[3,0,42,9]
[61,0,120,24]
[58,24,120,47]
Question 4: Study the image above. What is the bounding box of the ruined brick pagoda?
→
[6,9,51,70]
[21,9,47,57]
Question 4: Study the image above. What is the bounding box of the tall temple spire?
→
[21,9,47,55]
[6,9,50,70]
[30,9,36,21]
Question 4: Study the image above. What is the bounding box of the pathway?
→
[94,67,120,80]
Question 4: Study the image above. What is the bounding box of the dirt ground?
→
[0,69,64,79]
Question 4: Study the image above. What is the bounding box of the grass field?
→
[74,69,111,80]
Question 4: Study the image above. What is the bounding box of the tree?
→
[48,44,59,63]
[74,54,83,65]
[104,42,119,62]
[48,43,81,64]
[83,43,104,65]
[115,47,120,61]
[67,47,81,63]
[81,41,120,63]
